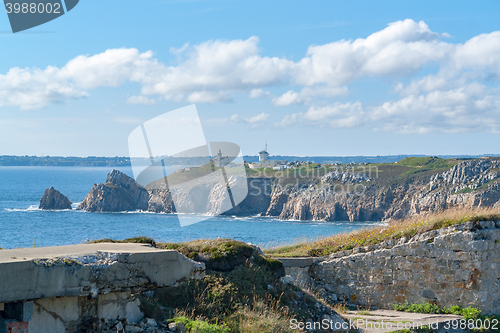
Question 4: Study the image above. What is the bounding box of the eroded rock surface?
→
[78,170,149,212]
[39,187,72,210]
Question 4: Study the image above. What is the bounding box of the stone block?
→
[478,221,495,229]
[422,290,436,299]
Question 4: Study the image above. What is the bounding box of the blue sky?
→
[1,0,500,157]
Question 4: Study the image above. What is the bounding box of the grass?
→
[266,207,500,257]
[333,303,348,314]
[392,302,500,332]
[396,156,451,168]
[158,239,254,262]
[393,302,444,315]
[88,236,156,246]
[456,187,473,194]
[396,157,460,179]
[168,317,230,333]
[393,301,500,322]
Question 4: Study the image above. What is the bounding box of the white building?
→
[248,144,287,169]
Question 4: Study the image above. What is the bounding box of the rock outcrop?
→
[69,158,500,219]
[267,158,500,221]
[78,170,149,212]
[39,187,72,210]
[145,176,272,216]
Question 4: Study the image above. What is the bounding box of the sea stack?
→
[78,169,149,212]
[39,187,73,210]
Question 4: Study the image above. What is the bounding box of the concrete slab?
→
[0,243,163,263]
[0,243,205,303]
[343,309,463,333]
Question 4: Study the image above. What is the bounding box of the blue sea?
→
[0,166,381,249]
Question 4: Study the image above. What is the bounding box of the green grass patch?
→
[396,156,447,167]
[87,236,156,246]
[159,239,253,261]
[393,302,500,323]
[393,302,444,314]
[168,317,230,333]
[456,187,473,194]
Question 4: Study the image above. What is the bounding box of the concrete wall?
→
[0,243,206,332]
[287,221,500,314]
[29,292,142,333]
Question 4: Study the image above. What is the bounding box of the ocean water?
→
[0,166,381,249]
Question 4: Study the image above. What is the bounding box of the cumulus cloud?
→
[272,91,303,106]
[249,88,271,98]
[1,19,500,135]
[272,86,349,106]
[372,84,500,133]
[0,20,456,109]
[244,112,269,124]
[276,102,364,128]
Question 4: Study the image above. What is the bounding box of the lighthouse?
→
[258,144,269,162]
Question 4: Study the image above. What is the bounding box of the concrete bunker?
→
[0,243,204,333]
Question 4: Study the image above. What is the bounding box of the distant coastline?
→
[1,154,499,167]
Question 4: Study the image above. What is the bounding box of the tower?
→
[258,143,269,162]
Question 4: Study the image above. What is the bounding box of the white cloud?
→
[272,86,349,106]
[276,102,364,128]
[244,112,269,124]
[249,88,271,98]
[186,91,231,103]
[0,67,89,110]
[1,19,499,136]
[372,84,500,133]
[272,90,303,106]
[293,19,452,87]
[203,112,270,127]
[0,20,455,109]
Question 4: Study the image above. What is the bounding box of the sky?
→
[0,0,500,157]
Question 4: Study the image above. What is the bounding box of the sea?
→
[0,166,381,249]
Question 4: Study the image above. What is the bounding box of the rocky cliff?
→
[265,158,500,221]
[39,187,72,210]
[78,170,149,212]
[72,158,500,220]
[145,176,272,216]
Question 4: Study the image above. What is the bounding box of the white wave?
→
[4,205,41,212]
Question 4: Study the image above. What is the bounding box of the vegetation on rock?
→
[266,207,500,257]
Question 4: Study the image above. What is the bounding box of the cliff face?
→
[145,177,272,216]
[78,170,149,212]
[72,158,500,219]
[266,158,500,221]
[39,187,72,210]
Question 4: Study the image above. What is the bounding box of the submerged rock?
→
[78,170,149,212]
[39,187,72,210]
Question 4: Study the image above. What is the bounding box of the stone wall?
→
[294,221,500,314]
